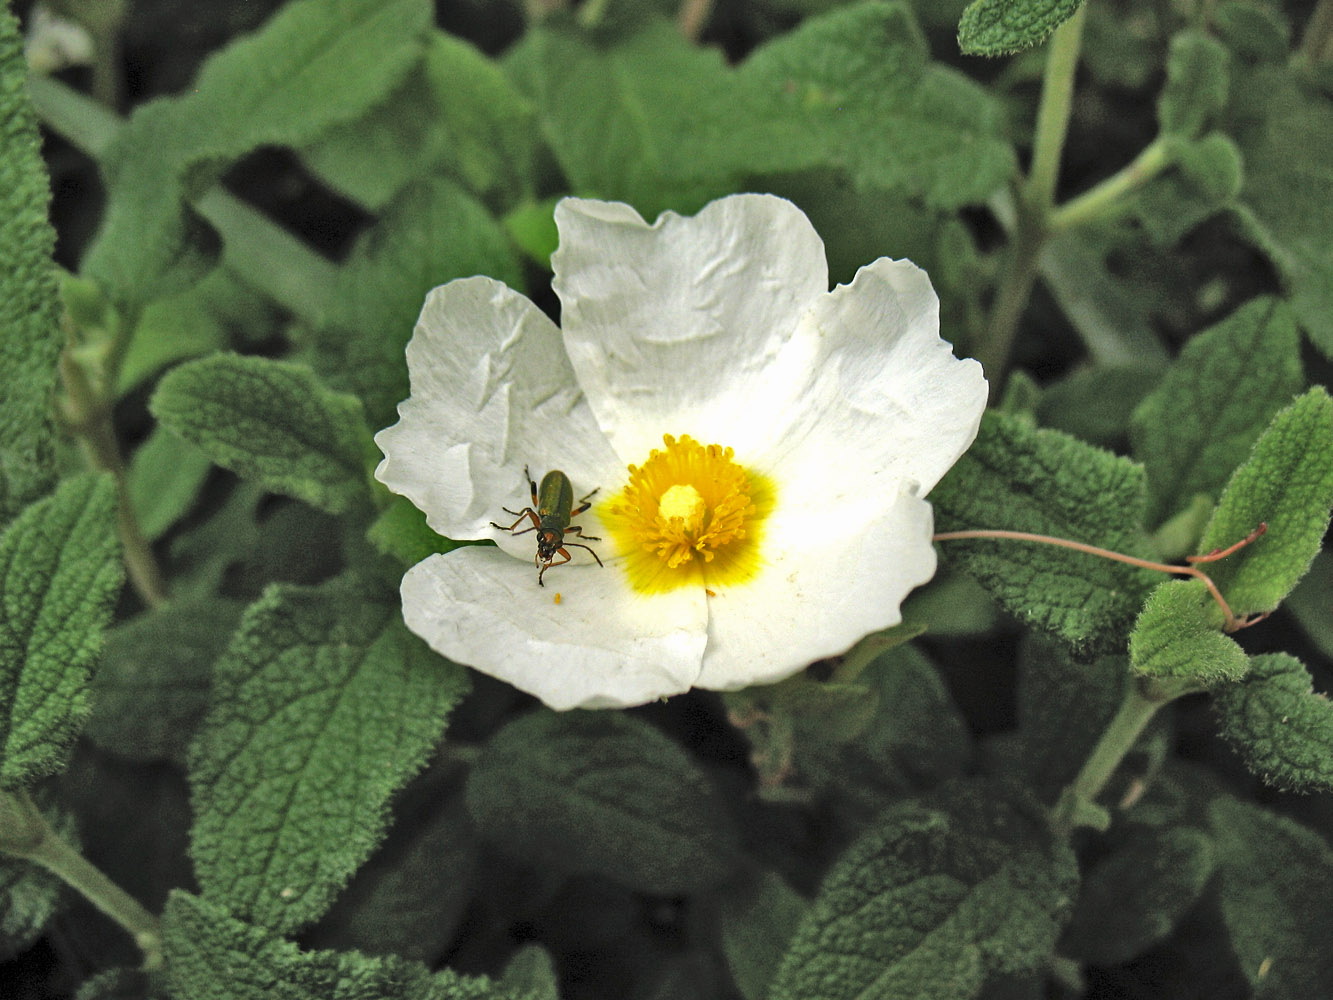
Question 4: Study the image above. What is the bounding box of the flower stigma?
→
[600,434,774,593]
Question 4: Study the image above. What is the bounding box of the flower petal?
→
[374,277,620,541]
[552,195,828,462]
[401,547,708,710]
[694,487,937,691]
[753,257,987,514]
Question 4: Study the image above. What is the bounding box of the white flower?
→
[374,195,987,710]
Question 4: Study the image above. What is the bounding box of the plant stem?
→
[1052,678,1171,837]
[976,4,1087,381]
[59,346,168,608]
[0,789,162,970]
[1049,137,1174,232]
[679,0,715,40]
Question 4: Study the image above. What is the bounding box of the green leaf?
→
[1010,637,1126,803]
[86,597,244,766]
[767,781,1078,1000]
[1213,653,1333,792]
[0,8,61,524]
[1208,797,1333,997]
[932,410,1158,655]
[81,0,432,304]
[73,968,168,1000]
[1131,133,1244,247]
[1130,297,1303,527]
[737,2,1014,208]
[300,30,536,209]
[188,575,469,934]
[1287,551,1333,658]
[720,872,807,1000]
[367,496,460,567]
[309,177,522,428]
[305,768,478,963]
[150,355,375,516]
[0,475,122,786]
[127,426,213,542]
[0,791,72,959]
[1128,579,1247,683]
[465,710,740,896]
[163,891,522,1000]
[1036,363,1161,449]
[957,0,1082,57]
[1059,827,1215,965]
[1158,31,1229,138]
[1198,387,1333,614]
[1227,60,1333,355]
[498,945,560,1000]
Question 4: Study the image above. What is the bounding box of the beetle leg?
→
[491,507,541,534]
[564,525,601,542]
[574,486,600,508]
[537,547,573,586]
[564,541,604,568]
[523,465,539,506]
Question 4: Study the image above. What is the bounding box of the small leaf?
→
[1036,363,1161,450]
[82,0,432,304]
[367,495,460,567]
[150,355,375,515]
[1130,297,1303,527]
[957,0,1083,57]
[1128,579,1247,683]
[720,872,806,1000]
[188,575,469,934]
[127,426,213,541]
[163,891,522,1000]
[1208,797,1333,996]
[1213,653,1333,792]
[86,597,244,766]
[498,945,560,1000]
[1158,31,1229,138]
[1060,827,1215,964]
[465,710,740,896]
[932,410,1158,655]
[0,475,122,786]
[0,7,61,523]
[1287,551,1333,658]
[1131,133,1243,247]
[768,780,1078,1000]
[0,792,73,959]
[1198,387,1333,614]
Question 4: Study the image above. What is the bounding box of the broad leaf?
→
[957,0,1082,57]
[0,475,121,786]
[188,574,469,933]
[768,780,1077,1000]
[0,8,61,523]
[1198,387,1333,614]
[1157,31,1228,138]
[465,710,740,896]
[1128,579,1246,683]
[1213,653,1333,792]
[720,872,807,1000]
[932,411,1158,655]
[150,355,375,516]
[127,426,213,542]
[1130,297,1303,527]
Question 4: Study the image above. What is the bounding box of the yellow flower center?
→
[600,434,773,593]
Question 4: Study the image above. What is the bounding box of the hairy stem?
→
[0,789,162,969]
[976,4,1088,381]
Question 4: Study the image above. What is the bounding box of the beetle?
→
[490,466,604,586]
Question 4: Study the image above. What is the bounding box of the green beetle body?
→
[490,466,604,586]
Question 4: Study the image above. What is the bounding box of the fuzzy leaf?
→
[0,475,122,786]
[465,710,740,897]
[1198,387,1333,614]
[1208,797,1333,997]
[82,0,432,304]
[0,851,64,960]
[163,891,521,1000]
[188,575,469,934]
[86,597,243,766]
[932,411,1158,655]
[1158,31,1229,138]
[300,30,535,209]
[367,496,460,567]
[1287,551,1333,658]
[0,8,61,523]
[1213,653,1333,792]
[1130,297,1303,527]
[1131,132,1243,247]
[150,355,375,515]
[1227,60,1333,356]
[768,780,1077,1000]
[1128,579,1246,683]
[721,872,807,1000]
[957,0,1083,57]
[1060,827,1215,965]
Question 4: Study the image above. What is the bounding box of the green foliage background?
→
[2,0,1333,998]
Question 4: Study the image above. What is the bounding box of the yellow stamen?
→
[599,434,773,593]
